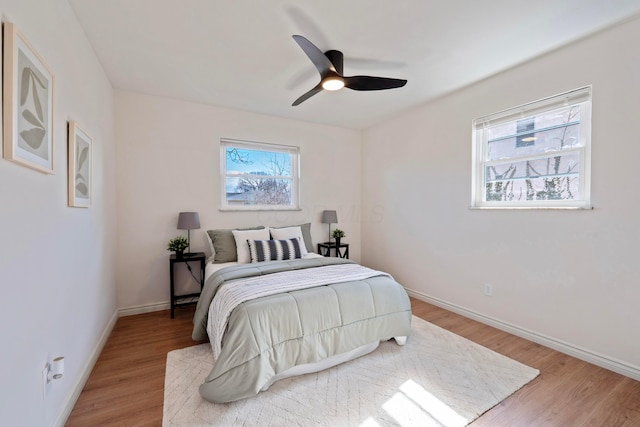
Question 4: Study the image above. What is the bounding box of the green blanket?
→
[192,257,412,403]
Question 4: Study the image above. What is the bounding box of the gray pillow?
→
[270,223,314,253]
[207,226,265,263]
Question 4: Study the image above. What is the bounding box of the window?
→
[472,86,592,208]
[220,139,300,210]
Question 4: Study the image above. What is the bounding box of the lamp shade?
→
[177,212,201,230]
[321,210,338,224]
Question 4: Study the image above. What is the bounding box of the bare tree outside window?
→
[233,153,292,205]
[221,140,299,210]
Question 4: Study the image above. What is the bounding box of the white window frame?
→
[471,86,592,209]
[220,138,300,211]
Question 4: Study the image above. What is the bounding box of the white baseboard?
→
[54,309,119,427]
[407,288,640,382]
[118,301,170,317]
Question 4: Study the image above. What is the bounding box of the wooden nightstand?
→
[317,242,349,259]
[169,252,206,318]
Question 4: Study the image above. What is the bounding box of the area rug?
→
[163,316,538,426]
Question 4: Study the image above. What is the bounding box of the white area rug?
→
[163,316,538,426]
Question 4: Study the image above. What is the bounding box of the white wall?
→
[115,91,362,312]
[362,16,640,375]
[0,0,116,425]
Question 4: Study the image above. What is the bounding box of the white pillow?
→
[269,226,304,242]
[232,228,270,263]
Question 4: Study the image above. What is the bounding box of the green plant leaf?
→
[19,128,45,150]
[167,236,189,251]
[21,109,44,128]
[332,228,345,238]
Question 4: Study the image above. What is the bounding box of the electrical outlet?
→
[484,283,493,297]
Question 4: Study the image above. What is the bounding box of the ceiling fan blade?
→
[344,76,407,91]
[292,83,323,106]
[292,35,336,76]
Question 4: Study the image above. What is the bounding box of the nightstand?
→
[169,252,206,318]
[317,242,349,259]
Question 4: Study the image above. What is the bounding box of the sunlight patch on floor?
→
[360,379,468,427]
[359,417,381,427]
[383,391,438,425]
[400,379,468,427]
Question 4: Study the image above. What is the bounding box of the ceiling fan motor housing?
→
[324,50,344,75]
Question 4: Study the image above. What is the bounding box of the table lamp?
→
[321,210,337,243]
[177,212,200,256]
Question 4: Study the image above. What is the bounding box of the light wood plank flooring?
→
[66,298,640,426]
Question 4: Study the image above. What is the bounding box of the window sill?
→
[219,208,302,212]
[469,206,593,210]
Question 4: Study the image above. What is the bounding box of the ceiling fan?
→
[291,35,407,106]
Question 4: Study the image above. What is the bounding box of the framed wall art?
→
[2,22,55,173]
[68,121,92,208]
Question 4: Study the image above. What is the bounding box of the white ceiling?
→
[69,0,640,129]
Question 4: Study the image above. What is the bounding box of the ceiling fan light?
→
[322,77,345,91]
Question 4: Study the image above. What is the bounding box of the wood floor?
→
[66,298,640,426]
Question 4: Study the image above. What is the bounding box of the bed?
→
[191,224,412,403]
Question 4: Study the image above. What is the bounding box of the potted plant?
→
[332,228,345,246]
[167,236,189,258]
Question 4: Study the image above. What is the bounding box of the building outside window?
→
[472,86,592,208]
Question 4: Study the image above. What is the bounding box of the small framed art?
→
[2,22,55,173]
[68,121,92,208]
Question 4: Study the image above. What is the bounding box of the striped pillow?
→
[247,237,308,263]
